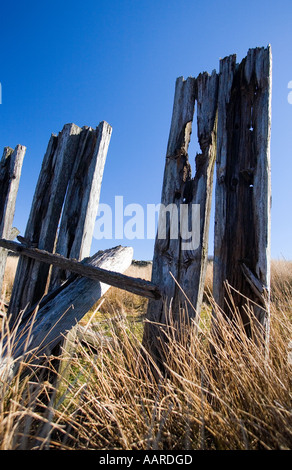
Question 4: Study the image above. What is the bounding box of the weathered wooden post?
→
[50,121,112,289]
[8,122,112,326]
[143,46,272,366]
[0,145,26,294]
[8,124,82,323]
[213,46,272,340]
[143,71,218,364]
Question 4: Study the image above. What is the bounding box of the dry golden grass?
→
[96,261,152,319]
[87,259,214,322]
[271,259,292,306]
[0,257,291,450]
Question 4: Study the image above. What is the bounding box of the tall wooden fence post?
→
[8,122,112,327]
[144,46,272,367]
[213,46,272,340]
[8,124,82,323]
[0,145,26,295]
[49,121,112,290]
[143,71,218,364]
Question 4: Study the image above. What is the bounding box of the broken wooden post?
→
[0,145,26,294]
[0,246,133,379]
[143,71,218,362]
[213,46,272,340]
[143,76,195,361]
[50,122,112,290]
[8,124,82,322]
[178,70,218,315]
[8,121,112,326]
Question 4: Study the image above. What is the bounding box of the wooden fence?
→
[143,46,272,358]
[0,120,160,374]
[8,122,112,325]
[0,45,272,375]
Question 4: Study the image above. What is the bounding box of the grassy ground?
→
[0,256,291,450]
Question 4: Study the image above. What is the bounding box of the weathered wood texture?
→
[50,122,112,290]
[213,46,272,337]
[143,72,218,358]
[180,71,218,314]
[8,122,111,325]
[8,124,81,320]
[0,145,26,294]
[143,46,272,364]
[0,238,161,300]
[1,246,133,379]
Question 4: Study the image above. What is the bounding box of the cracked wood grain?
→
[213,46,272,338]
[143,72,218,362]
[8,124,82,323]
[49,121,112,290]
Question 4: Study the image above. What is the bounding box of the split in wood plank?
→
[143,71,218,362]
[213,45,272,338]
[50,121,112,290]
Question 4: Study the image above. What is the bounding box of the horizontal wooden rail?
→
[0,238,161,301]
[1,246,134,380]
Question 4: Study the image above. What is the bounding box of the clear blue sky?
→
[1,0,292,260]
